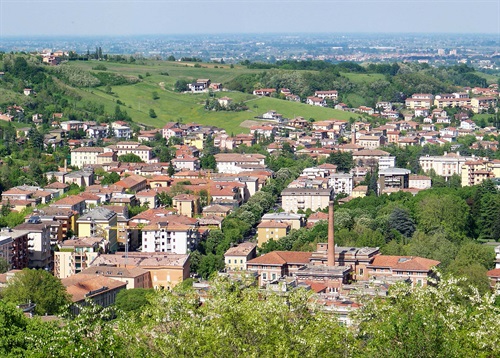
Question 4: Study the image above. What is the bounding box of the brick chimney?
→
[327,200,335,267]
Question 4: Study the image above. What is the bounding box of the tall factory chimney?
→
[351,128,356,145]
[327,200,335,267]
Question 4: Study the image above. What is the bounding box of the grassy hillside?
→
[64,61,355,133]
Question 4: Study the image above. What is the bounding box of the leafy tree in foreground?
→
[1,269,70,315]
[356,275,500,357]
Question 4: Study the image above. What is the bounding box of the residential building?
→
[76,207,118,252]
[405,94,434,109]
[14,217,52,270]
[328,173,354,196]
[224,242,257,271]
[71,147,110,168]
[0,228,29,270]
[89,252,190,289]
[257,220,291,247]
[172,194,200,218]
[409,174,432,189]
[54,236,107,279]
[261,212,305,230]
[461,160,494,187]
[62,274,127,315]
[315,90,338,101]
[419,152,472,179]
[141,222,200,255]
[378,168,410,193]
[215,153,266,174]
[306,96,327,107]
[281,188,333,213]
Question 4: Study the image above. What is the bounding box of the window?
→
[240,259,243,264]
[271,273,276,280]
[262,273,267,280]
[228,259,231,264]
[359,268,364,276]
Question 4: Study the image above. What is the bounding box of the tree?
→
[200,154,216,170]
[100,172,121,185]
[118,153,144,163]
[167,55,176,61]
[389,207,415,238]
[416,194,469,237]
[149,109,157,118]
[356,276,500,357]
[114,288,154,314]
[167,161,175,176]
[0,258,8,274]
[152,91,159,100]
[1,269,70,315]
[174,79,189,92]
[326,151,354,173]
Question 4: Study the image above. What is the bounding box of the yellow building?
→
[76,207,118,252]
[257,220,290,247]
[172,194,200,218]
[183,133,205,150]
[224,242,257,271]
[54,237,106,279]
[352,185,368,198]
[461,160,495,187]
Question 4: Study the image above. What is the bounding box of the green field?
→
[340,72,386,84]
[65,61,356,133]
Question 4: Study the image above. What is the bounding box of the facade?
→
[89,252,190,289]
[409,174,432,189]
[0,228,29,270]
[281,188,333,213]
[419,152,472,179]
[80,266,152,289]
[328,173,353,196]
[141,222,199,255]
[14,218,52,270]
[76,207,118,252]
[215,153,266,174]
[378,168,411,193]
[261,212,305,230]
[461,160,494,187]
[71,147,108,168]
[54,236,107,279]
[257,220,291,247]
[224,242,257,271]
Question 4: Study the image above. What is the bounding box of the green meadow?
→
[66,61,357,133]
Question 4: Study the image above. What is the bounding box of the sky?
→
[0,0,500,37]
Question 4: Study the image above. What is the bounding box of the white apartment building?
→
[328,173,353,196]
[71,147,112,168]
[141,223,199,255]
[281,188,333,213]
[419,152,472,179]
[378,156,396,170]
[214,153,266,174]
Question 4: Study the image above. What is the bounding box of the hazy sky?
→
[1,0,499,36]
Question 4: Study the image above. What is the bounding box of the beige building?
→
[80,266,152,289]
[257,220,291,247]
[409,174,432,189]
[261,212,305,230]
[461,160,494,187]
[224,242,257,271]
[71,147,111,168]
[172,194,200,218]
[419,152,472,179]
[54,236,107,279]
[281,188,332,213]
[89,252,190,290]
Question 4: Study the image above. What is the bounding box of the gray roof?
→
[77,207,116,222]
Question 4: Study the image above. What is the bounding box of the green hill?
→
[47,60,356,133]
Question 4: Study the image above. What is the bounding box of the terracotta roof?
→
[247,251,312,266]
[62,274,126,303]
[487,268,500,277]
[369,255,440,271]
[257,220,290,228]
[53,195,85,206]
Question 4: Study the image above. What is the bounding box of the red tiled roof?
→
[247,251,312,266]
[369,255,440,271]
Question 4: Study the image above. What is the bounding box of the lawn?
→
[340,72,386,84]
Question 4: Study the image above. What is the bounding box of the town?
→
[0,47,500,355]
